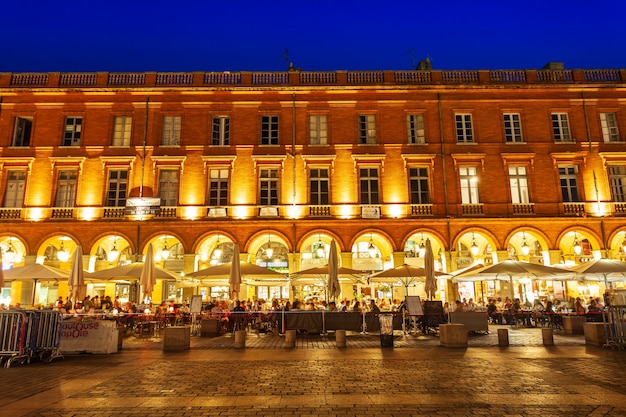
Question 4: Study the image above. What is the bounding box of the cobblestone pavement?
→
[1,326,626,417]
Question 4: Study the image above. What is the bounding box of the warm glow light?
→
[107,239,119,263]
[339,205,352,219]
[4,241,16,263]
[573,233,582,255]
[232,206,248,219]
[26,208,45,221]
[388,204,402,218]
[79,207,98,221]
[57,241,70,262]
[182,206,202,220]
[287,204,299,219]
[470,234,479,257]
[521,233,530,256]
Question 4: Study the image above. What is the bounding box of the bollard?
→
[335,329,346,348]
[497,328,509,347]
[542,328,554,346]
[285,329,296,348]
[234,330,246,349]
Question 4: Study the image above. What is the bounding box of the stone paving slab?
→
[1,325,624,417]
[120,324,586,350]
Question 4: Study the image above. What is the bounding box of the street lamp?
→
[161,237,170,260]
[265,235,273,259]
[316,235,325,258]
[418,233,426,258]
[4,240,15,263]
[213,235,222,260]
[367,234,376,258]
[573,233,582,256]
[57,240,70,262]
[521,233,530,256]
[470,233,479,257]
[107,237,119,263]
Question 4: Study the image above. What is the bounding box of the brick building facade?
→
[0,65,625,307]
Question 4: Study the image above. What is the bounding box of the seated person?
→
[487,299,502,324]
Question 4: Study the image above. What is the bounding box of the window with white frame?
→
[608,165,626,202]
[558,165,580,202]
[552,113,572,143]
[55,170,77,207]
[409,167,430,204]
[309,168,329,205]
[112,116,132,146]
[455,114,474,143]
[600,112,620,142]
[261,116,279,145]
[106,169,128,206]
[407,114,425,144]
[503,113,523,143]
[359,167,380,204]
[13,117,33,147]
[212,116,230,146]
[209,168,229,206]
[508,166,530,204]
[309,115,328,145]
[259,168,279,206]
[162,116,181,146]
[63,117,82,146]
[159,169,179,206]
[3,170,27,207]
[358,115,377,144]
[459,166,479,204]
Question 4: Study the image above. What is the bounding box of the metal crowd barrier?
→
[0,311,28,368]
[604,305,626,349]
[24,311,64,363]
[0,310,63,367]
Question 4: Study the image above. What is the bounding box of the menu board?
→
[405,296,424,316]
[190,295,203,314]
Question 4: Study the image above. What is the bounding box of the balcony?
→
[0,208,21,220]
[613,202,626,215]
[411,204,433,216]
[512,203,535,215]
[563,203,585,216]
[309,205,331,217]
[51,208,75,219]
[462,204,484,216]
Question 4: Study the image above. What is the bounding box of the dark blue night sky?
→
[3,0,625,72]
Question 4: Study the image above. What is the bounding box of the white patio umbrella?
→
[4,263,70,281]
[424,238,437,300]
[568,258,626,286]
[327,239,341,302]
[139,244,157,302]
[370,264,446,294]
[229,243,242,300]
[187,261,286,280]
[68,245,85,303]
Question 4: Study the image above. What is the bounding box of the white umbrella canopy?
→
[87,261,181,281]
[4,263,71,281]
[568,259,626,283]
[229,243,242,300]
[188,261,286,280]
[68,245,85,302]
[452,259,574,282]
[290,265,368,281]
[369,263,446,291]
[424,238,437,300]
